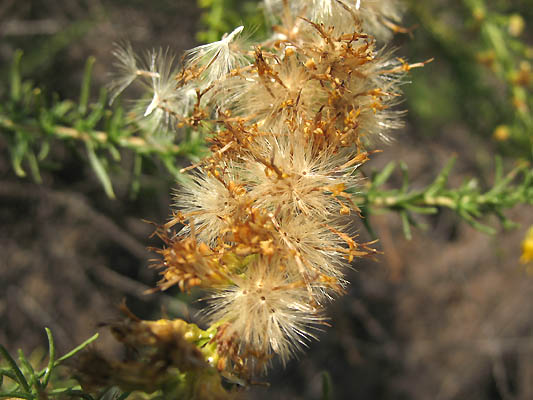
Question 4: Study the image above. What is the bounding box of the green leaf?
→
[9,131,28,178]
[52,100,75,118]
[0,391,33,399]
[107,107,124,141]
[48,388,94,400]
[55,333,99,365]
[0,345,30,393]
[85,88,107,129]
[1,369,18,386]
[79,57,95,115]
[10,50,23,102]
[425,156,456,197]
[372,162,396,188]
[26,150,42,184]
[403,203,439,214]
[400,161,409,192]
[400,210,413,240]
[37,140,50,161]
[162,155,191,185]
[321,371,332,400]
[107,145,121,162]
[360,210,378,240]
[42,328,55,388]
[17,349,38,390]
[458,208,496,234]
[86,141,115,198]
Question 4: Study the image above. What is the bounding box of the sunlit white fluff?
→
[184,26,249,87]
[344,54,406,142]
[142,49,179,116]
[357,0,406,41]
[122,0,415,375]
[214,52,325,130]
[276,214,347,282]
[176,165,247,246]
[132,48,195,135]
[245,136,357,218]
[263,0,405,40]
[108,42,141,104]
[206,257,324,366]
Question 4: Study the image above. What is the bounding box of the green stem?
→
[0,115,181,154]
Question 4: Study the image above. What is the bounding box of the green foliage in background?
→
[0,329,111,400]
[0,53,207,198]
[355,156,533,239]
[197,0,266,42]
[406,0,533,157]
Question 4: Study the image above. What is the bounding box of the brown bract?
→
[150,230,229,292]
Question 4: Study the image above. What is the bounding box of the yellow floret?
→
[520,226,533,264]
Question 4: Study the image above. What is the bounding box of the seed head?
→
[184,26,249,87]
[207,257,325,369]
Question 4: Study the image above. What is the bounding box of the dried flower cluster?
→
[111,0,424,380]
[77,304,233,399]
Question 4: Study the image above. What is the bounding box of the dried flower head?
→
[110,0,422,381]
[177,164,249,246]
[207,257,324,370]
[77,305,235,399]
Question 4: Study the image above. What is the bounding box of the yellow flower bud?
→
[520,227,533,264]
[508,14,525,37]
[493,125,510,142]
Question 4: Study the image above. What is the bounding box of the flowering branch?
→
[0,52,208,197]
[355,156,533,239]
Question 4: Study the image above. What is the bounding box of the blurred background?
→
[1,0,532,399]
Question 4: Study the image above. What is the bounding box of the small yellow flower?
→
[508,14,525,37]
[493,125,510,141]
[520,226,533,264]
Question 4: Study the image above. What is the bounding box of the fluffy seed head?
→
[244,137,359,218]
[176,166,249,246]
[184,26,249,87]
[108,42,140,104]
[138,0,418,380]
[207,257,324,368]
